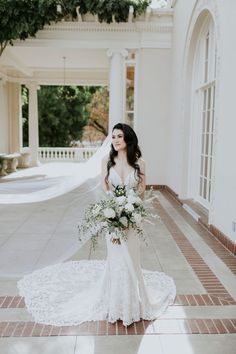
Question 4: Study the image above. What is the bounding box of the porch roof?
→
[0,6,174,85]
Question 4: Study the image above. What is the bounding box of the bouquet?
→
[78,185,156,250]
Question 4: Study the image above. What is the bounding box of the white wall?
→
[136,48,171,185]
[210,0,236,241]
[0,81,9,153]
[168,0,236,242]
[166,0,197,194]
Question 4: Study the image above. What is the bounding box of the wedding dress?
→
[18,167,176,326]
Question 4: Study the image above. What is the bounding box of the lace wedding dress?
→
[18,168,176,326]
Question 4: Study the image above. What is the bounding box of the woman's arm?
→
[138,158,146,200]
[101,155,109,193]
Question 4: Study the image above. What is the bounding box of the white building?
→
[0,0,235,250]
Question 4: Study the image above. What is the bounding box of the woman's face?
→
[112,129,127,151]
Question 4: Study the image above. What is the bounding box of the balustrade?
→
[38,147,97,162]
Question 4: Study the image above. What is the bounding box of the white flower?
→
[92,205,101,216]
[116,196,127,205]
[110,232,119,239]
[103,208,116,219]
[135,196,142,205]
[128,189,136,197]
[125,203,134,212]
[127,189,142,204]
[133,213,142,225]
[119,216,128,227]
[127,195,142,205]
[106,191,113,197]
[127,195,136,204]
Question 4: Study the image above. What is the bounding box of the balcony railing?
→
[38,147,98,162]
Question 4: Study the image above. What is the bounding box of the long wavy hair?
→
[105,123,143,184]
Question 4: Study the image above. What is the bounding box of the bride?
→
[18,123,176,327]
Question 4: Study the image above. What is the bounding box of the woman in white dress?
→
[18,123,176,327]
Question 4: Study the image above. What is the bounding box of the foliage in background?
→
[0,0,60,56]
[0,0,150,56]
[66,0,151,23]
[22,85,29,147]
[22,85,98,147]
[86,87,109,138]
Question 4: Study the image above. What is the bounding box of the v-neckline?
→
[112,167,134,185]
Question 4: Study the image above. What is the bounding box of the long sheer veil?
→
[0,136,111,204]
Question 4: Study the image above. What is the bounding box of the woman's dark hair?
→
[105,123,142,184]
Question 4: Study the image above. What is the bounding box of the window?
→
[196,19,216,207]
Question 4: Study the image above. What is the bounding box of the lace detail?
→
[18,169,176,326]
[18,260,176,326]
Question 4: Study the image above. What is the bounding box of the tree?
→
[0,0,60,56]
[38,86,93,147]
[22,85,96,147]
[86,87,109,138]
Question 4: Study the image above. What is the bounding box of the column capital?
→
[25,82,38,90]
[106,48,128,59]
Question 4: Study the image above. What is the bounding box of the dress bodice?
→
[108,167,139,190]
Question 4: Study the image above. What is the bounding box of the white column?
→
[107,49,128,132]
[8,82,21,153]
[27,83,39,166]
[0,80,9,152]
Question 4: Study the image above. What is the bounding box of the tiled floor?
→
[0,188,235,353]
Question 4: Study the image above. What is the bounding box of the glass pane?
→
[201,134,205,154]
[214,47,217,78]
[203,178,207,199]
[208,182,211,202]
[211,109,215,133]
[208,87,211,110]
[210,133,214,155]
[201,157,204,175]
[204,61,208,82]
[202,112,206,133]
[203,90,207,111]
[207,110,210,133]
[213,85,215,107]
[209,157,212,179]
[204,157,208,178]
[205,33,209,61]
[205,134,209,155]
[202,178,207,199]
[199,177,203,196]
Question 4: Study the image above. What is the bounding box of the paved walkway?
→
[0,188,235,353]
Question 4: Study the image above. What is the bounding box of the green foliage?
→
[87,86,109,137]
[75,0,151,24]
[22,85,97,147]
[22,85,29,147]
[0,0,61,56]
[38,86,94,147]
[0,0,150,55]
